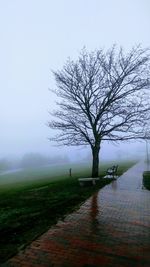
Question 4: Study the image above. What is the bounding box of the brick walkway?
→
[2,162,150,267]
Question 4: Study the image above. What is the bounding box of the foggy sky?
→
[0,0,150,160]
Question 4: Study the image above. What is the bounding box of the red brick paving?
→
[2,162,150,267]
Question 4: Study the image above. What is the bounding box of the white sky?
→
[0,0,150,160]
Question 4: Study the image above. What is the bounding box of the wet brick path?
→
[2,162,150,267]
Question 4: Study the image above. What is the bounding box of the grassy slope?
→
[143,171,150,190]
[0,160,136,263]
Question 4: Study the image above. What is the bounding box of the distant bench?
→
[78,165,118,186]
[105,165,118,178]
[78,177,99,186]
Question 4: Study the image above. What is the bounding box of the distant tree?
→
[48,155,70,164]
[48,46,150,177]
[0,158,11,172]
[21,153,49,168]
[21,153,69,168]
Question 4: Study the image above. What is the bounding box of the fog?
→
[0,0,150,167]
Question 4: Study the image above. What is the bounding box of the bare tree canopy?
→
[48,45,150,177]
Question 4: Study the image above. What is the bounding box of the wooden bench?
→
[78,177,99,186]
[106,165,118,178]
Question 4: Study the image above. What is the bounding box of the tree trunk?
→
[92,146,100,177]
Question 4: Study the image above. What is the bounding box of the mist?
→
[0,0,150,167]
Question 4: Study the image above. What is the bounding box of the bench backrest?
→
[113,165,118,171]
[107,165,118,173]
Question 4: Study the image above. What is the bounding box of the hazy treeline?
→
[0,159,12,172]
[0,153,70,172]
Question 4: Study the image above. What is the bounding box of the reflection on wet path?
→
[111,180,118,191]
[4,162,150,267]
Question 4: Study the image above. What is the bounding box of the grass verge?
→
[143,171,150,190]
[0,160,136,263]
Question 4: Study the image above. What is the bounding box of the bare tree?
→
[48,46,150,177]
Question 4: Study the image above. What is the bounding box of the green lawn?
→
[0,160,136,263]
[143,171,150,190]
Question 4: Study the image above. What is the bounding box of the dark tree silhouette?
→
[48,46,150,177]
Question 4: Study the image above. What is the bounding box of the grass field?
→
[143,171,150,190]
[0,160,136,263]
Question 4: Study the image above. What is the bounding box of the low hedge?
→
[143,171,150,190]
